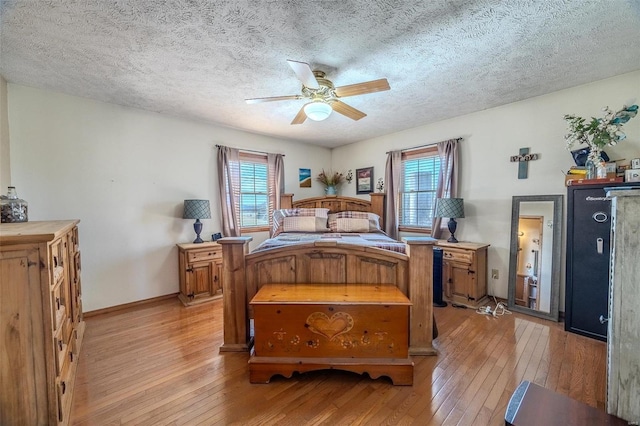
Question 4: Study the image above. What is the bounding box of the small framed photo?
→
[632,158,640,169]
[356,167,374,194]
[299,168,311,187]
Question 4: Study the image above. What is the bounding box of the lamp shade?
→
[304,101,332,121]
[435,198,465,219]
[183,199,211,219]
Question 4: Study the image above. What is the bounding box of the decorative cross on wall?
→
[510,147,539,179]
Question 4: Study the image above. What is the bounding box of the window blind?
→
[399,147,441,228]
[238,153,269,228]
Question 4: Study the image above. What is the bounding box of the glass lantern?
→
[0,186,29,223]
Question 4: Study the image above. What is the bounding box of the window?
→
[399,147,441,231]
[238,152,269,230]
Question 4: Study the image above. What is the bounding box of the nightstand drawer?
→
[187,248,221,263]
[442,248,474,264]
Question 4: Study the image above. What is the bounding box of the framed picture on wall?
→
[356,167,374,194]
[299,168,311,187]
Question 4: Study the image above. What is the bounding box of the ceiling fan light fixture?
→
[304,101,332,121]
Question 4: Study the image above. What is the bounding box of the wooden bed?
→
[218,194,436,356]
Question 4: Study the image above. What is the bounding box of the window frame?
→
[237,151,271,233]
[398,146,441,234]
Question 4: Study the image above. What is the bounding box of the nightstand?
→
[177,241,223,306]
[438,241,490,308]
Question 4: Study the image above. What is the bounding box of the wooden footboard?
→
[219,236,436,356]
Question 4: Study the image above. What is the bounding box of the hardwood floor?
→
[71,298,607,425]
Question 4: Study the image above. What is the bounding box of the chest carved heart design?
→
[306,311,354,341]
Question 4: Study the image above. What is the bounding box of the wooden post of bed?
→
[218,236,252,352]
[403,236,437,356]
[369,193,385,229]
[281,193,293,209]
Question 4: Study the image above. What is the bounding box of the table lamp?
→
[435,198,465,243]
[183,199,211,243]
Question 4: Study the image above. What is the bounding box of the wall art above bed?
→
[356,167,374,194]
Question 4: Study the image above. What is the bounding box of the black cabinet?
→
[565,182,637,341]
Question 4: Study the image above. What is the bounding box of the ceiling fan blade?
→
[334,78,390,98]
[287,60,319,89]
[291,104,308,125]
[245,95,302,104]
[330,100,367,121]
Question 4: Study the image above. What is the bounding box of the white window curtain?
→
[431,139,460,239]
[217,145,241,237]
[384,150,402,239]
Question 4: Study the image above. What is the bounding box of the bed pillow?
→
[272,208,330,236]
[328,211,382,233]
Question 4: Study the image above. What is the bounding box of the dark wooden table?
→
[505,381,628,426]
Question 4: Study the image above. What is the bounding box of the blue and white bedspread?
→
[252,232,406,254]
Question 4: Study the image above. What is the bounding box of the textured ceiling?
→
[1,1,640,148]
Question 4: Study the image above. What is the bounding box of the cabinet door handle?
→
[58,339,63,351]
[186,267,194,273]
[599,315,609,324]
[187,292,195,299]
[56,297,61,310]
[61,381,66,394]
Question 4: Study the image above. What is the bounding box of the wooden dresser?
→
[438,241,490,308]
[177,241,223,306]
[0,220,85,425]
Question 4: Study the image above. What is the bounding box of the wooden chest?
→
[249,283,413,385]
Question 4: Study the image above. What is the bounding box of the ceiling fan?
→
[245,60,390,124]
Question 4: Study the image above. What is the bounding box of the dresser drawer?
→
[51,283,67,331]
[187,247,221,263]
[54,320,72,376]
[56,364,73,423]
[50,239,66,286]
[442,248,474,265]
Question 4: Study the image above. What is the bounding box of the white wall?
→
[7,71,640,312]
[0,75,10,190]
[7,85,331,311]
[332,71,640,305]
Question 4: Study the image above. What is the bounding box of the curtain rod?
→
[215,144,285,157]
[386,137,463,154]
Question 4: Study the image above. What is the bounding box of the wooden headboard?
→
[280,193,386,228]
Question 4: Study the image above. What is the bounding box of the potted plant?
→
[564,104,638,178]
[316,169,345,195]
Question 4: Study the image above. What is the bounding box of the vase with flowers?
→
[316,169,345,195]
[564,104,638,179]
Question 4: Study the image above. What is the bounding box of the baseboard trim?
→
[84,293,179,318]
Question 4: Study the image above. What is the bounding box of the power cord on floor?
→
[476,301,511,317]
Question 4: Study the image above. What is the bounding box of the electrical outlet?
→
[491,269,499,279]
